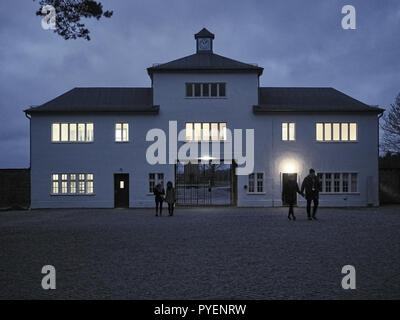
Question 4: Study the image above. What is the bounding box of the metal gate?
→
[175,161,235,206]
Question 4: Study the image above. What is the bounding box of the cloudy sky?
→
[0,0,399,168]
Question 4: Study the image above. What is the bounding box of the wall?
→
[0,169,30,209]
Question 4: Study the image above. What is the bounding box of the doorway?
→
[282,173,298,206]
[175,161,236,206]
[114,174,129,208]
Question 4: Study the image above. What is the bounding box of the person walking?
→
[165,181,176,216]
[282,175,302,220]
[153,182,165,217]
[301,168,321,220]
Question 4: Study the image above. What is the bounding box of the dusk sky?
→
[0,0,399,168]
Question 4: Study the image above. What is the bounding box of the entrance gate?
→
[175,161,236,206]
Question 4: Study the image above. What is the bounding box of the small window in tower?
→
[219,83,226,97]
[211,83,218,97]
[186,83,193,97]
[194,83,201,97]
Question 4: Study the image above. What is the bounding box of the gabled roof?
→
[147,52,263,76]
[195,28,215,39]
[24,87,159,114]
[254,87,384,113]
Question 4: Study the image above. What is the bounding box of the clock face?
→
[198,38,211,51]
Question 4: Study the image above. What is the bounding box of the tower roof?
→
[194,28,215,39]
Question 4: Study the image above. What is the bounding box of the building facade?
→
[25,29,384,209]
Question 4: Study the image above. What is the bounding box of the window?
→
[115,123,129,142]
[51,123,94,143]
[248,173,264,193]
[51,173,94,195]
[185,122,227,141]
[185,83,226,98]
[248,174,255,193]
[319,173,358,193]
[282,122,295,141]
[52,174,59,194]
[316,123,357,142]
[325,173,332,192]
[149,173,164,193]
[257,173,264,193]
[52,124,60,142]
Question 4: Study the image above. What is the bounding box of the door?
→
[114,174,129,208]
[282,173,298,206]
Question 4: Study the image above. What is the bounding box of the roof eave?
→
[253,105,385,114]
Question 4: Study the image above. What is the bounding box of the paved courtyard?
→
[0,206,399,300]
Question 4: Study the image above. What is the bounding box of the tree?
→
[35,0,113,41]
[381,93,400,154]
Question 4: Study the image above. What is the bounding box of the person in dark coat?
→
[300,168,321,220]
[153,183,165,216]
[283,175,302,220]
[165,181,176,216]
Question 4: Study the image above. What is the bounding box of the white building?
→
[25,28,383,209]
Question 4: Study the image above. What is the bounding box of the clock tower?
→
[195,28,214,53]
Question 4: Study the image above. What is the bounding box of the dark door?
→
[114,174,129,208]
[282,173,298,206]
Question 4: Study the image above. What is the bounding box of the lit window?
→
[219,123,227,141]
[78,124,86,142]
[316,123,323,141]
[185,123,193,141]
[52,174,59,194]
[69,123,77,142]
[61,123,69,142]
[186,122,227,141]
[324,123,332,141]
[282,122,295,141]
[86,123,94,142]
[70,174,76,194]
[349,123,357,141]
[316,123,357,142]
[282,123,288,141]
[341,123,349,141]
[115,123,129,142]
[52,124,60,142]
[211,123,219,141]
[194,123,202,141]
[202,123,210,141]
[51,173,93,195]
[120,181,124,189]
[333,123,340,141]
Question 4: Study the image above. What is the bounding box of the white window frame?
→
[148,173,164,194]
[319,172,359,194]
[315,122,358,142]
[51,123,94,143]
[115,122,129,142]
[185,122,227,142]
[51,173,94,195]
[282,122,296,141]
[185,82,227,99]
[248,172,265,194]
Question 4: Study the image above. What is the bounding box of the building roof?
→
[194,28,215,39]
[147,52,264,76]
[254,87,384,113]
[24,87,159,114]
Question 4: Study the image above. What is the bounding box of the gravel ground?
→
[0,206,399,300]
